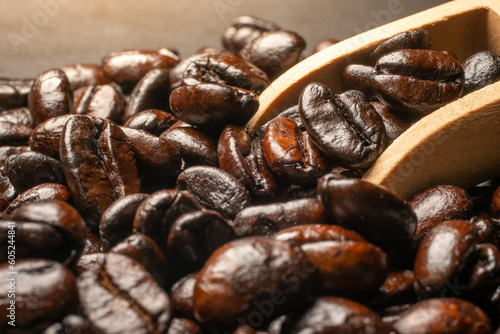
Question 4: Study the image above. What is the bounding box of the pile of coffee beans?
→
[1,14,500,334]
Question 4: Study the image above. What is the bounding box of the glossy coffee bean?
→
[392,298,491,334]
[0,169,17,202]
[0,259,78,332]
[463,50,500,94]
[5,183,71,214]
[124,69,171,122]
[170,83,259,132]
[467,243,500,294]
[370,101,412,144]
[102,49,180,86]
[470,215,497,245]
[369,270,417,308]
[60,63,109,90]
[0,78,32,111]
[168,49,220,90]
[124,109,177,136]
[28,69,73,126]
[0,107,33,127]
[299,84,387,168]
[99,193,148,249]
[177,166,252,219]
[318,175,417,253]
[42,314,101,334]
[77,253,172,333]
[193,237,316,330]
[171,272,198,318]
[414,220,479,299]
[239,30,306,80]
[29,114,75,159]
[232,198,327,237]
[61,116,140,228]
[341,64,377,100]
[312,38,340,54]
[0,121,32,146]
[73,84,125,124]
[366,28,432,66]
[161,126,219,168]
[181,50,270,94]
[0,146,30,166]
[4,151,65,193]
[263,117,330,186]
[282,296,392,334]
[275,224,365,244]
[492,186,500,220]
[370,49,464,115]
[222,15,280,53]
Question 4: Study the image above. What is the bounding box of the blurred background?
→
[0,0,449,77]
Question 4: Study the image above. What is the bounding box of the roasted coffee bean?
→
[102,49,180,86]
[275,224,365,244]
[60,63,109,91]
[312,38,340,54]
[167,318,203,334]
[330,166,363,178]
[0,120,32,145]
[368,270,417,308]
[124,69,171,122]
[133,189,202,249]
[121,126,182,188]
[282,296,392,334]
[222,15,280,53]
[73,84,125,124]
[0,107,33,127]
[5,151,65,193]
[0,146,30,166]
[341,64,377,100]
[232,199,327,237]
[193,237,316,330]
[169,50,220,90]
[5,183,71,214]
[110,234,170,288]
[409,185,473,246]
[467,243,500,293]
[0,78,32,111]
[167,210,236,273]
[99,193,148,249]
[72,252,106,277]
[299,84,387,168]
[370,49,464,115]
[0,169,17,202]
[170,83,259,132]
[392,298,491,334]
[171,272,198,318]
[218,125,280,200]
[493,186,500,220]
[177,166,252,219]
[366,28,432,66]
[77,253,172,333]
[28,69,73,126]
[0,259,78,332]
[42,314,101,334]
[370,101,412,144]
[124,109,177,136]
[161,126,219,168]
[463,50,500,94]
[318,175,417,254]
[239,30,306,80]
[61,116,140,228]
[414,220,479,299]
[29,114,75,159]
[263,117,330,186]
[470,215,497,245]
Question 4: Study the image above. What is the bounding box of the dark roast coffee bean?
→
[282,296,392,334]
[169,50,221,90]
[409,185,473,246]
[102,49,180,86]
[392,298,491,334]
[5,151,65,193]
[366,28,432,66]
[263,117,330,186]
[470,215,497,245]
[463,50,500,94]
[414,220,479,299]
[370,49,464,115]
[60,116,140,228]
[467,243,500,293]
[0,259,78,331]
[167,318,203,334]
[99,193,148,249]
[0,169,17,202]
[312,38,340,54]
[0,146,30,166]
[193,237,316,330]
[42,314,101,334]
[341,64,377,100]
[0,121,32,145]
[0,107,33,127]
[29,114,75,159]
[77,253,172,333]
[299,84,387,168]
[124,109,177,136]
[161,126,219,168]
[239,30,306,80]
[222,15,280,53]
[170,83,259,132]
[0,78,32,111]
[124,69,171,122]
[5,183,71,214]
[493,186,500,220]
[232,198,327,237]
[73,84,125,124]
[275,224,365,244]
[28,69,73,126]
[368,270,417,308]
[318,175,417,253]
[181,50,270,94]
[60,63,109,90]
[72,252,106,277]
[171,272,198,318]
[370,101,412,145]
[177,166,252,219]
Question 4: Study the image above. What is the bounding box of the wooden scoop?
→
[246,0,500,199]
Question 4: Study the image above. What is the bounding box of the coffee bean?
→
[29,114,76,159]
[42,314,101,334]
[167,318,203,334]
[73,84,125,124]
[60,63,110,91]
[171,272,198,318]
[341,64,377,100]
[463,50,500,94]
[124,109,177,136]
[0,121,32,146]
[0,78,32,111]
[312,38,340,54]
[0,107,33,127]
[222,15,280,53]
[0,146,30,167]
[274,224,365,244]
[5,183,71,214]
[370,101,412,144]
